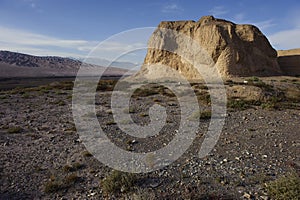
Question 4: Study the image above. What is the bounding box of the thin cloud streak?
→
[0,26,96,50]
[253,20,276,30]
[0,26,146,61]
[161,3,183,13]
[234,13,245,22]
[232,18,276,32]
[209,6,228,17]
[269,29,300,50]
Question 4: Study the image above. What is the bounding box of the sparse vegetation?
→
[62,162,84,172]
[44,173,79,193]
[7,126,23,133]
[56,100,66,106]
[189,110,212,120]
[2,75,300,198]
[246,76,260,82]
[0,94,7,99]
[128,107,137,114]
[196,91,211,104]
[64,173,80,185]
[65,125,77,132]
[44,179,62,193]
[22,93,30,98]
[133,87,159,97]
[265,173,300,200]
[261,102,277,110]
[227,99,251,110]
[106,120,116,125]
[101,170,137,194]
[97,80,118,91]
[139,112,149,117]
[200,110,212,119]
[248,172,271,185]
[82,150,93,157]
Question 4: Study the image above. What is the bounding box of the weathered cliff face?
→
[137,16,282,80]
[277,48,300,76]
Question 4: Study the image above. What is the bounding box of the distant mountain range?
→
[0,50,137,78]
[76,57,141,70]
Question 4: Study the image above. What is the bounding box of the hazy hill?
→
[0,51,131,78]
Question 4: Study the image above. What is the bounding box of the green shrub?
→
[189,110,212,120]
[44,180,62,193]
[7,126,22,133]
[200,111,212,120]
[97,80,117,91]
[196,92,211,104]
[22,93,30,98]
[246,76,260,82]
[101,170,137,194]
[133,88,159,97]
[106,120,116,125]
[261,102,277,110]
[265,173,300,200]
[62,162,84,172]
[44,173,79,193]
[82,150,93,157]
[54,100,66,106]
[0,95,7,99]
[64,173,79,185]
[227,99,250,110]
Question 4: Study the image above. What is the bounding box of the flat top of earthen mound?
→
[277,48,300,56]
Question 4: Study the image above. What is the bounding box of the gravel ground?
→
[0,80,299,199]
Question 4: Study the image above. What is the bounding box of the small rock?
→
[235,157,241,161]
[262,155,268,159]
[236,186,245,193]
[87,191,96,197]
[260,196,269,200]
[243,192,252,199]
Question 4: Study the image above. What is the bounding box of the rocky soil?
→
[0,77,300,199]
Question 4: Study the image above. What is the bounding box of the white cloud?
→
[0,26,97,56]
[269,29,300,50]
[232,18,276,33]
[0,26,148,63]
[22,0,43,12]
[253,20,276,30]
[234,13,245,22]
[161,3,183,13]
[209,6,228,17]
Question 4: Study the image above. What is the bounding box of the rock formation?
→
[277,48,300,76]
[137,16,282,80]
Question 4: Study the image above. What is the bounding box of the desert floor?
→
[0,77,299,199]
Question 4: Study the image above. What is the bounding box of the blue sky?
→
[0,0,299,63]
